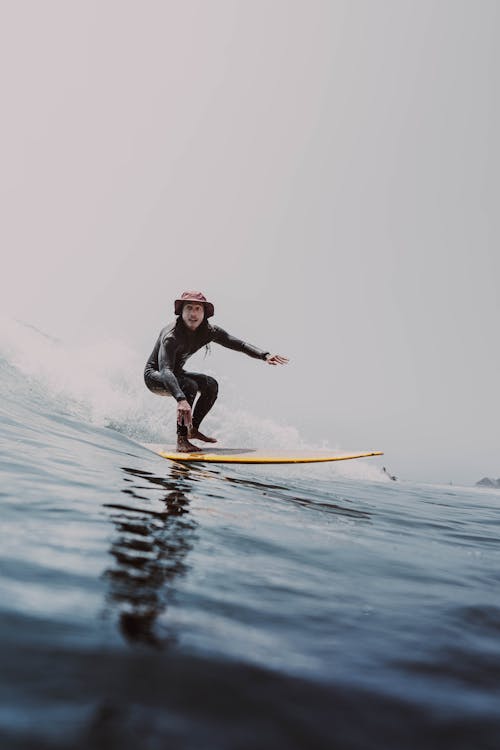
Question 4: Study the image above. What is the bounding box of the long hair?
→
[174,312,212,355]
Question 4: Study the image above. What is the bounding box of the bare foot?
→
[176,437,202,453]
[188,428,217,444]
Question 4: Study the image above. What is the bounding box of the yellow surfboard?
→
[143,445,383,465]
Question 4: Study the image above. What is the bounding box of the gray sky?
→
[1,0,499,483]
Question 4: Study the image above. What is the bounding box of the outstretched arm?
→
[211,325,269,360]
[211,325,289,366]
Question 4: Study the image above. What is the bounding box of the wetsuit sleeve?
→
[211,326,269,360]
[158,335,186,401]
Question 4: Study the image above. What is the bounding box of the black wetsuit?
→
[144,318,269,436]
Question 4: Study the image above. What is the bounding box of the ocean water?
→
[1,319,500,750]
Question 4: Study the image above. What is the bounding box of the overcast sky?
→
[1,0,498,483]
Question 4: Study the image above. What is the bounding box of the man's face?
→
[182,302,205,331]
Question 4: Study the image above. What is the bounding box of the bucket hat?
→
[174,291,214,318]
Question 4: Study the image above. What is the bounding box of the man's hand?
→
[177,399,193,427]
[265,354,289,366]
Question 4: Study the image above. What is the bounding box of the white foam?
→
[0,316,169,441]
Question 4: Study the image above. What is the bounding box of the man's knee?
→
[206,376,218,398]
[145,373,171,397]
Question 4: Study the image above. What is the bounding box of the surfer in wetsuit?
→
[144,291,289,452]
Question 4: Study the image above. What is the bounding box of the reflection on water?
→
[101,461,372,648]
[103,465,197,648]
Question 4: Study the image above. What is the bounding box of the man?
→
[144,291,289,452]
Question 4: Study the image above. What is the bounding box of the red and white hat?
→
[174,291,215,318]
